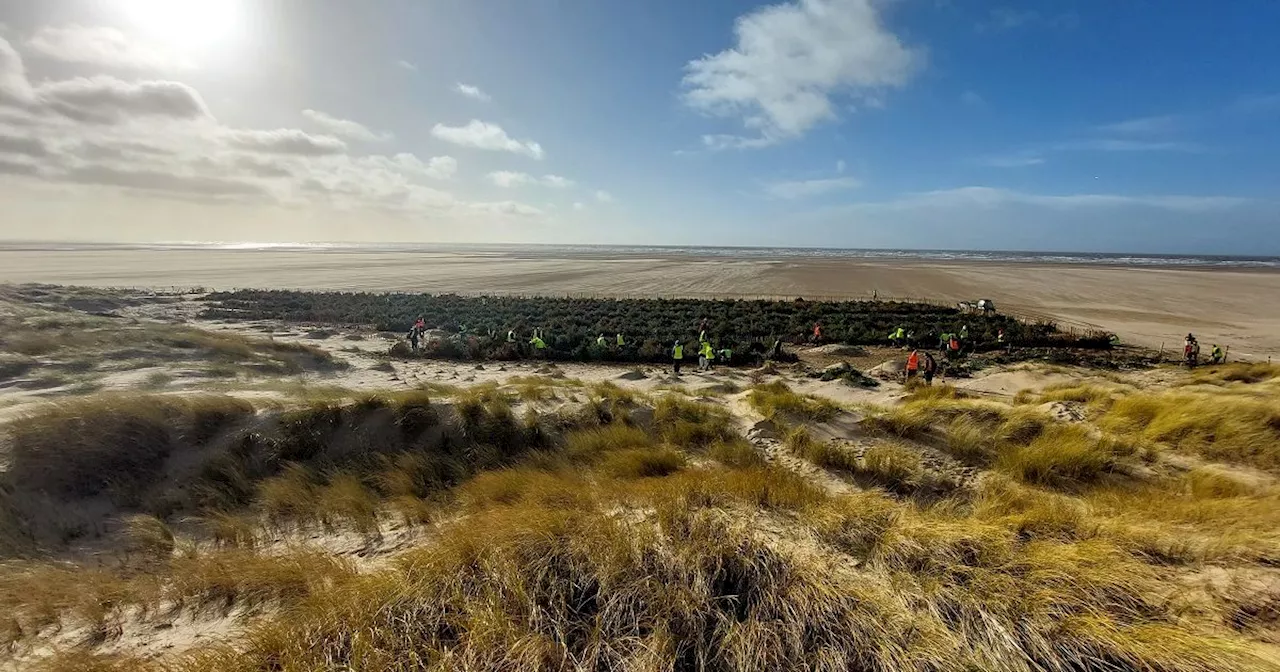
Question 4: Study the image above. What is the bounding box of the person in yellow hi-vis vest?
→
[616,333,625,347]
[672,340,684,375]
[699,341,716,371]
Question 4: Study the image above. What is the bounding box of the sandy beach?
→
[3,247,1279,359]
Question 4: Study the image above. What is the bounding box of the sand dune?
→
[2,248,1278,358]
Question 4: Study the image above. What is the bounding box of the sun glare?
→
[119,0,241,47]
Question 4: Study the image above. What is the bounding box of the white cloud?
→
[488,171,574,188]
[836,159,846,173]
[360,153,456,180]
[468,200,545,217]
[454,83,491,102]
[0,131,50,157]
[301,109,391,142]
[765,176,862,199]
[63,164,270,198]
[225,128,348,156]
[1096,114,1183,135]
[960,90,985,107]
[35,76,210,124]
[978,134,1197,168]
[431,120,544,159]
[977,9,1079,32]
[488,170,532,188]
[1050,138,1198,152]
[682,0,921,146]
[794,186,1268,253]
[572,202,585,211]
[0,38,34,105]
[27,25,186,71]
[397,60,418,72]
[974,152,1045,168]
[595,190,614,203]
[701,134,778,150]
[1228,93,1280,115]
[979,8,1036,30]
[0,36,545,220]
[871,187,1251,212]
[424,155,457,180]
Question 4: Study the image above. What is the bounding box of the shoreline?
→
[2,243,1278,272]
[3,247,1279,358]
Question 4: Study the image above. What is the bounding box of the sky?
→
[0,0,1278,254]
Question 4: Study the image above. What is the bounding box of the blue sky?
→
[0,0,1277,253]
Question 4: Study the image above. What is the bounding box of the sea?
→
[2,241,1278,269]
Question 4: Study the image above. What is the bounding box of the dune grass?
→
[8,368,1280,670]
[1181,362,1280,386]
[747,380,840,422]
[653,395,736,448]
[861,443,926,490]
[997,424,1137,488]
[1101,390,1280,471]
[5,395,256,506]
[0,303,347,384]
[1033,382,1121,408]
[864,387,1151,490]
[507,374,583,401]
[0,388,570,555]
[707,437,767,469]
[105,475,1270,672]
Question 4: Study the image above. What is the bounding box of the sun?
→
[118,0,242,48]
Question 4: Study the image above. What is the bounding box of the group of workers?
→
[669,324,734,375]
[409,314,991,377]
[1183,333,1225,367]
[904,348,941,385]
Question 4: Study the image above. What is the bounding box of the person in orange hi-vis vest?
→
[906,349,920,380]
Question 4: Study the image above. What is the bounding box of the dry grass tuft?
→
[167,548,356,614]
[1102,391,1280,471]
[600,448,686,479]
[943,415,998,463]
[122,515,175,561]
[997,424,1134,488]
[564,424,654,462]
[1035,382,1119,407]
[455,468,592,511]
[708,437,766,469]
[508,375,580,401]
[5,395,254,506]
[906,384,968,401]
[1182,362,1280,386]
[861,443,925,491]
[202,512,262,548]
[747,380,840,422]
[147,476,1273,672]
[257,463,319,523]
[316,473,381,533]
[653,396,736,448]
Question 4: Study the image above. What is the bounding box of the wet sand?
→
[3,248,1279,359]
